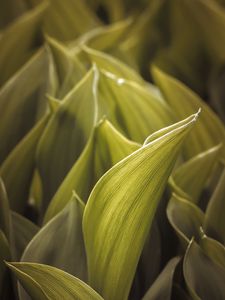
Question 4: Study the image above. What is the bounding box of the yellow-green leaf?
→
[21,194,87,281]
[7,262,104,300]
[152,67,225,159]
[44,119,139,223]
[167,194,204,246]
[37,68,98,209]
[169,145,221,203]
[0,48,49,163]
[204,167,225,243]
[0,2,47,86]
[184,240,225,300]
[83,113,197,300]
[0,115,49,213]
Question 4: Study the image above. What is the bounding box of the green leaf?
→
[82,46,144,83]
[0,115,49,213]
[37,68,98,209]
[70,18,131,53]
[167,194,204,246]
[0,179,10,239]
[46,36,86,98]
[0,48,49,163]
[152,67,225,159]
[204,167,225,243]
[30,0,101,41]
[98,70,172,143]
[7,262,104,300]
[44,119,139,223]
[11,212,39,261]
[169,145,221,203]
[200,233,225,269]
[181,0,225,63]
[142,257,180,300]
[0,0,26,29]
[0,2,47,86]
[83,113,198,300]
[184,240,225,300]
[0,230,11,298]
[21,194,87,282]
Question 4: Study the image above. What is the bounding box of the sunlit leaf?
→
[44,119,139,223]
[98,69,172,143]
[37,68,98,209]
[83,113,197,300]
[184,240,225,300]
[82,46,144,83]
[7,262,104,300]
[0,115,49,213]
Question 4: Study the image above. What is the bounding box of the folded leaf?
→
[7,262,104,300]
[0,2,47,86]
[82,46,144,83]
[0,48,49,163]
[167,194,204,246]
[184,240,225,300]
[98,70,172,143]
[37,68,98,209]
[200,233,225,269]
[46,36,86,98]
[169,145,221,203]
[44,119,139,223]
[0,115,49,213]
[83,113,198,300]
[21,194,87,282]
[204,167,225,243]
[152,67,225,159]
[142,257,180,300]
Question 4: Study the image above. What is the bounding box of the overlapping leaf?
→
[83,113,197,300]
[44,119,139,223]
[167,194,204,246]
[0,48,49,163]
[0,2,47,86]
[204,167,225,243]
[7,262,103,300]
[21,194,87,281]
[184,240,225,300]
[142,257,180,300]
[97,70,172,143]
[152,67,225,159]
[37,68,98,209]
[0,115,49,213]
[169,145,221,203]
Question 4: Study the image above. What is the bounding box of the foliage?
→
[0,0,225,299]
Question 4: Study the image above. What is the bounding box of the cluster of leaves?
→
[1,0,225,299]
